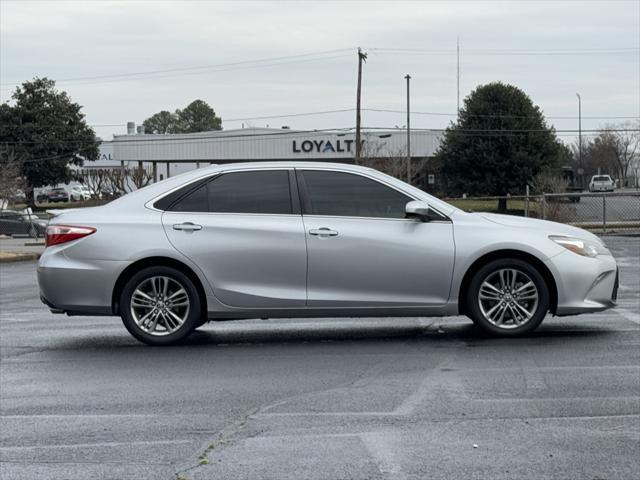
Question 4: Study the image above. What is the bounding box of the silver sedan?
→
[38,162,619,345]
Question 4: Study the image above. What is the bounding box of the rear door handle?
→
[173,222,202,231]
[309,227,338,237]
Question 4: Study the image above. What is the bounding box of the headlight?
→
[549,235,609,257]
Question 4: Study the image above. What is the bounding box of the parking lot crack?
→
[174,405,259,479]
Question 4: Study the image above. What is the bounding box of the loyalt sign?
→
[292,138,363,154]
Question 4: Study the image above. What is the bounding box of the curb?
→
[0,252,41,263]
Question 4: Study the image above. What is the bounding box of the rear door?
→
[298,169,455,307]
[162,168,307,308]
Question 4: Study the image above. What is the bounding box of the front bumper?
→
[546,250,618,316]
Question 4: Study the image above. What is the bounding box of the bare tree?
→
[581,122,640,186]
[531,170,568,194]
[78,168,108,197]
[360,135,409,180]
[129,165,154,190]
[103,168,128,197]
[361,138,429,187]
[611,121,640,186]
[0,147,26,207]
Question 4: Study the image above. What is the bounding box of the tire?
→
[465,258,549,336]
[120,266,201,346]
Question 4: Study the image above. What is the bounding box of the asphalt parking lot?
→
[1,236,639,480]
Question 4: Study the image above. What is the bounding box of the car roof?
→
[102,161,459,217]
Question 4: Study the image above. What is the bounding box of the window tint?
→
[154,177,209,211]
[301,171,411,219]
[165,170,292,214]
[169,182,209,212]
[208,171,291,214]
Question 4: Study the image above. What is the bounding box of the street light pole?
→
[576,93,582,187]
[405,74,411,184]
[456,36,460,114]
[355,48,367,164]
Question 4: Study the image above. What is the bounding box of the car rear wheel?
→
[466,258,549,336]
[120,266,201,346]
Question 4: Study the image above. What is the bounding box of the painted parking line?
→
[616,308,640,325]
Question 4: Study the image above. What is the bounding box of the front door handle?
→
[309,227,338,237]
[173,222,202,231]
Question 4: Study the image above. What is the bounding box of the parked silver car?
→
[38,162,619,345]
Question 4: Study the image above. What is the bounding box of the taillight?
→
[45,225,96,247]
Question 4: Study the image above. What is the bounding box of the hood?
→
[477,212,605,244]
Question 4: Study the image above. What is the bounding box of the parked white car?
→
[70,186,92,202]
[589,175,615,192]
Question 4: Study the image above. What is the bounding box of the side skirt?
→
[207,305,458,321]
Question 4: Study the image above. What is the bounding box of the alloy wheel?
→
[130,276,190,336]
[477,268,539,329]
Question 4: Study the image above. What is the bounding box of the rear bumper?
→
[37,248,127,316]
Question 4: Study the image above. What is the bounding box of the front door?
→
[162,169,307,308]
[298,169,455,307]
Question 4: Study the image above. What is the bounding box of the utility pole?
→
[405,74,411,184]
[456,36,460,115]
[355,47,367,164]
[576,93,582,187]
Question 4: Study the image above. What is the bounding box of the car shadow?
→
[45,317,624,353]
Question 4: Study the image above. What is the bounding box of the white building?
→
[110,127,442,181]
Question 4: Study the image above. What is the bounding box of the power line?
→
[363,126,640,133]
[223,107,639,121]
[2,108,635,132]
[4,44,636,89]
[225,109,355,122]
[0,49,354,87]
[3,126,639,148]
[364,108,640,120]
[367,47,640,56]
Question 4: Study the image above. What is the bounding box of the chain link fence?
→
[446,191,640,234]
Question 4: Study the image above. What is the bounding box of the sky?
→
[1,0,639,144]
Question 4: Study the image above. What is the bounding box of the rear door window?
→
[207,170,291,214]
[163,170,292,214]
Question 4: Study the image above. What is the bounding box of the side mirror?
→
[405,201,432,222]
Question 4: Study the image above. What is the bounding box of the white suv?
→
[70,186,92,202]
[589,175,615,192]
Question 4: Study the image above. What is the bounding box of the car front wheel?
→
[120,266,201,346]
[466,258,549,336]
